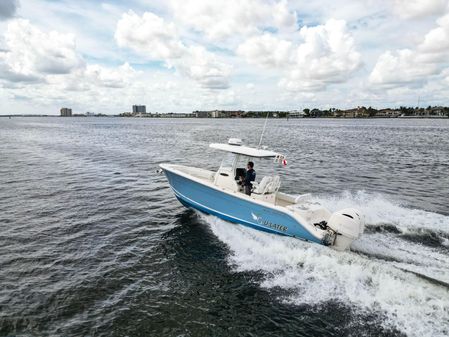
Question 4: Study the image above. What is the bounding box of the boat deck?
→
[170,164,297,208]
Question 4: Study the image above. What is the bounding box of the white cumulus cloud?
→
[0,18,146,112]
[0,19,84,82]
[394,0,448,19]
[114,10,231,90]
[420,13,449,53]
[369,50,437,86]
[177,46,231,90]
[114,11,184,60]
[170,0,297,41]
[289,19,361,84]
[238,19,361,91]
[237,34,293,67]
[370,12,449,87]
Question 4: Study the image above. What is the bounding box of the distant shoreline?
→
[3,105,449,119]
[1,115,448,119]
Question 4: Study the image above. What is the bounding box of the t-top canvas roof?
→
[209,143,281,158]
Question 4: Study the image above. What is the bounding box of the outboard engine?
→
[327,208,365,251]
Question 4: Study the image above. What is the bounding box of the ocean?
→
[0,117,448,337]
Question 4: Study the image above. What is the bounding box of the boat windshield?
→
[219,152,235,171]
[218,152,285,180]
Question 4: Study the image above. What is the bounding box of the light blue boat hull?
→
[164,168,323,244]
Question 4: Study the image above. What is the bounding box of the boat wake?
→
[197,191,449,337]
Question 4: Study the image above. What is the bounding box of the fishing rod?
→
[258,111,270,149]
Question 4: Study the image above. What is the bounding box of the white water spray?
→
[197,191,449,337]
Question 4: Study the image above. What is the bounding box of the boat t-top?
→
[160,138,364,251]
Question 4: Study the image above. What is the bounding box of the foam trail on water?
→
[312,191,449,235]
[352,232,449,285]
[317,191,449,284]
[197,192,449,337]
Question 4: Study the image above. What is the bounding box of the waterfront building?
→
[288,110,305,118]
[194,111,209,118]
[376,109,400,118]
[164,112,193,118]
[211,110,223,118]
[229,110,244,118]
[132,105,146,113]
[60,108,72,117]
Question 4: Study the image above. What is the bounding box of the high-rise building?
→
[60,108,72,117]
[132,105,146,113]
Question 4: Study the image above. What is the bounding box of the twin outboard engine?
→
[327,208,365,251]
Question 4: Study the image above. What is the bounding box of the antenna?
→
[258,111,270,148]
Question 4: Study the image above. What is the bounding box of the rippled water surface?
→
[1,117,448,337]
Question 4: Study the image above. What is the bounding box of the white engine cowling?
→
[327,208,365,251]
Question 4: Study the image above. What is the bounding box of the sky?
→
[1,0,449,115]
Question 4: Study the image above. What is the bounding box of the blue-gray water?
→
[0,117,448,337]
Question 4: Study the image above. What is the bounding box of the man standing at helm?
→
[243,161,256,196]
